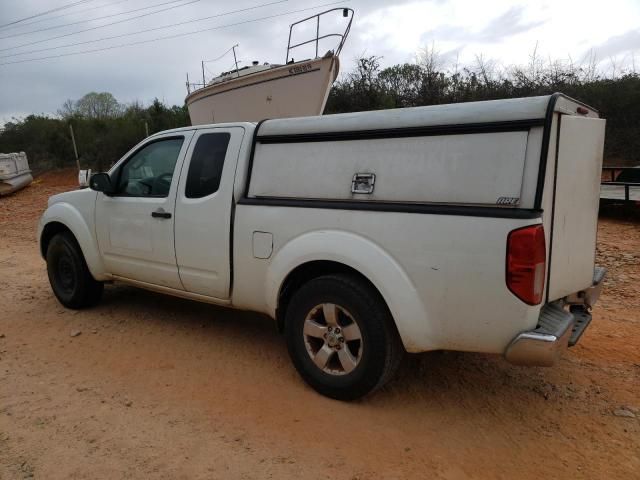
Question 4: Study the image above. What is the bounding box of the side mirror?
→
[89,172,115,194]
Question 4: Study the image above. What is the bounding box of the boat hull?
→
[0,152,33,196]
[0,172,33,196]
[186,56,339,125]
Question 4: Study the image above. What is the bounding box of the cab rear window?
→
[185,133,231,198]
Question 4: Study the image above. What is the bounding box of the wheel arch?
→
[267,230,437,353]
[40,221,72,258]
[276,260,382,329]
[39,203,107,281]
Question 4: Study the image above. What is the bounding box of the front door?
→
[95,132,194,289]
[173,127,245,298]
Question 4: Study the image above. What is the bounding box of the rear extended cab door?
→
[173,126,246,299]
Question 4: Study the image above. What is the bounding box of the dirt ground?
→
[1,170,638,480]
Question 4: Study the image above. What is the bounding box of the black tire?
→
[285,274,403,400]
[46,232,103,309]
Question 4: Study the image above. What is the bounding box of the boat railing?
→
[285,7,354,63]
[186,80,206,95]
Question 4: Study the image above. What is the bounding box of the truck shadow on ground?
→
[93,282,576,418]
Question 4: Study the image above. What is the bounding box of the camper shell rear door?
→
[541,97,605,302]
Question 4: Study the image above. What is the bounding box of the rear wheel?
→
[285,274,403,400]
[46,232,103,309]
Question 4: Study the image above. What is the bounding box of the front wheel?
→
[46,232,104,309]
[285,274,403,400]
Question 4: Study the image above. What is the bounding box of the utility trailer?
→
[600,166,640,205]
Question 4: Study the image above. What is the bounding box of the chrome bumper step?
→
[568,306,592,347]
[505,303,575,366]
[505,266,606,367]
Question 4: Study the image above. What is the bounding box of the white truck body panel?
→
[250,131,528,205]
[40,188,107,280]
[232,207,541,353]
[38,94,605,361]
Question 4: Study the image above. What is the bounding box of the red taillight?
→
[506,225,546,305]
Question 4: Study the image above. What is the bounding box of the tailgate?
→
[547,116,606,301]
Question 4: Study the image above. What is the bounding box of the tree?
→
[58,92,123,120]
[58,99,76,119]
[325,56,392,113]
[378,64,422,107]
[75,92,122,119]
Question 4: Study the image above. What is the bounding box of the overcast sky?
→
[1,0,639,124]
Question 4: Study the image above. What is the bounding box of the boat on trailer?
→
[185,8,353,125]
[0,152,33,196]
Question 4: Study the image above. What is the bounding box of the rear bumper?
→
[565,266,606,309]
[505,267,606,367]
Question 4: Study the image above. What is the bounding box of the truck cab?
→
[90,126,246,299]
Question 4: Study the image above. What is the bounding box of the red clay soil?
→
[0,169,638,479]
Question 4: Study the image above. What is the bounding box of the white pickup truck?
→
[39,93,606,400]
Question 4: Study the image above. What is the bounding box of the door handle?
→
[151,209,172,219]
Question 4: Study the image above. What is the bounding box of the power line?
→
[0,0,98,29]
[203,44,238,63]
[0,0,202,52]
[0,1,347,66]
[0,1,286,59]
[203,45,240,82]
[0,0,129,32]
[204,60,237,77]
[0,0,192,40]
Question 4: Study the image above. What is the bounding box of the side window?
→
[115,137,184,197]
[185,133,231,199]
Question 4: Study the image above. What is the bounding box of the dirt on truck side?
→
[0,169,638,480]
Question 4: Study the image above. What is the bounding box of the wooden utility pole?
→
[144,121,149,137]
[202,61,206,86]
[69,124,80,170]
